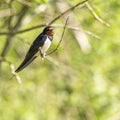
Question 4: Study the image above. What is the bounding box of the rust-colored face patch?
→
[46,27,54,36]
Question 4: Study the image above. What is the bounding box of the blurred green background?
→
[0,0,120,120]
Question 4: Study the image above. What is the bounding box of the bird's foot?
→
[40,53,45,60]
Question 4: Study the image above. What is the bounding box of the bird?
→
[15,26,54,73]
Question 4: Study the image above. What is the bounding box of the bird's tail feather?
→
[15,56,37,73]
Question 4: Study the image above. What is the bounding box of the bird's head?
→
[43,26,54,36]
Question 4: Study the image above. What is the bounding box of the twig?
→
[0,56,22,84]
[84,30,101,40]
[0,24,46,35]
[53,25,101,40]
[48,0,88,25]
[85,2,110,27]
[0,0,88,35]
[10,64,22,84]
[46,16,69,56]
[0,24,101,40]
[0,0,13,70]
[0,6,29,70]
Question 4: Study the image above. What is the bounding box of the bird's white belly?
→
[40,37,51,56]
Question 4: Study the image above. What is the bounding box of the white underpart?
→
[40,37,51,58]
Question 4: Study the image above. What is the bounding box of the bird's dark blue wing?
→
[15,34,47,73]
[25,34,47,58]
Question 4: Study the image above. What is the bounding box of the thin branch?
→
[0,32,8,35]
[0,0,13,70]
[85,2,110,27]
[48,0,88,25]
[14,24,46,34]
[10,64,22,84]
[0,24,101,40]
[0,0,88,35]
[46,16,69,56]
[84,30,101,40]
[0,56,22,84]
[53,25,101,40]
[55,0,90,53]
[0,6,29,69]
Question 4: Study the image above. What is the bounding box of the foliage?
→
[0,0,120,120]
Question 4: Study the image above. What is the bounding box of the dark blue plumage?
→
[15,26,54,73]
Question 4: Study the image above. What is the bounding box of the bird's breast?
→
[40,37,51,54]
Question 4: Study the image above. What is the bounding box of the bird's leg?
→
[39,48,45,60]
[39,48,43,57]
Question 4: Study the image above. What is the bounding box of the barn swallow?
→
[15,26,54,73]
